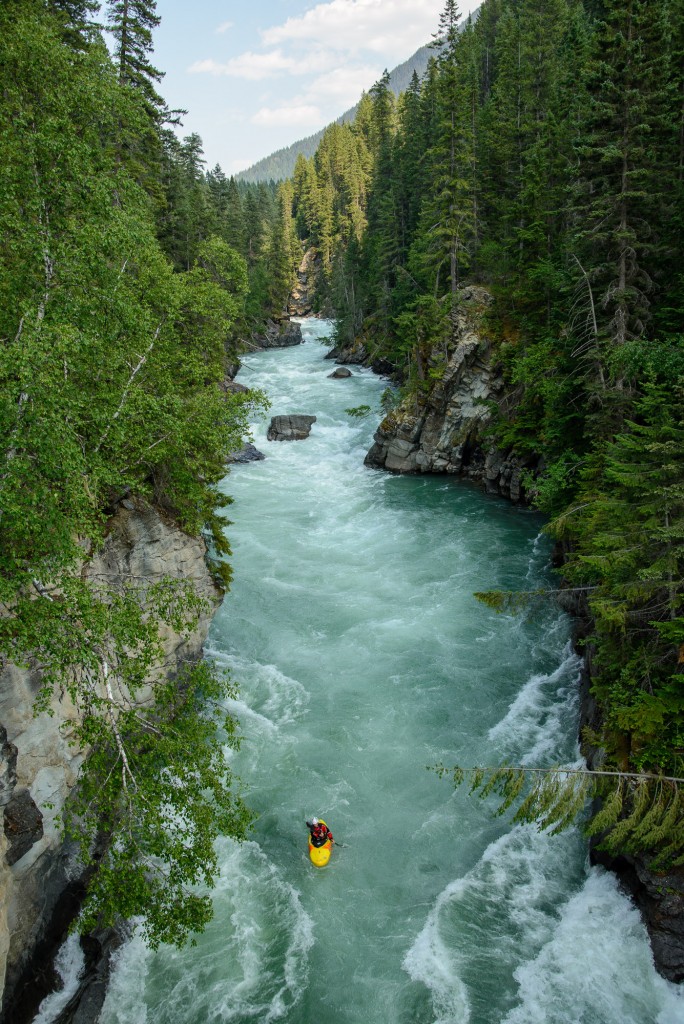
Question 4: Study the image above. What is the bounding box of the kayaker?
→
[306,817,333,848]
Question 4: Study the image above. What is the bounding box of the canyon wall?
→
[0,500,222,1017]
[334,288,684,982]
[358,286,539,502]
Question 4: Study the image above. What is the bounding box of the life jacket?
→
[310,824,329,848]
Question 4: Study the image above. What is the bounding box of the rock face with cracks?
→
[0,500,222,1017]
[363,286,538,504]
[251,318,303,349]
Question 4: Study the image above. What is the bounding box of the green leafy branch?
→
[64,659,252,948]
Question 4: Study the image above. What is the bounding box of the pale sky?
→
[152,1,481,175]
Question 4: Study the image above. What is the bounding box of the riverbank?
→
[327,293,684,984]
[96,319,682,1024]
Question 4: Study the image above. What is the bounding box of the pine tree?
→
[426,0,476,299]
[574,0,670,375]
[265,181,300,313]
[223,176,246,256]
[106,0,165,116]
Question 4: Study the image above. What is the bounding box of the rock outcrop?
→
[266,415,316,441]
[363,286,536,502]
[0,501,222,1020]
[289,249,315,317]
[324,337,395,377]
[251,318,303,350]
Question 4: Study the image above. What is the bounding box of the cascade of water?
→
[93,319,681,1024]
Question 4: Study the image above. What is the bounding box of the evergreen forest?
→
[0,0,299,945]
[1,0,683,951]
[286,0,684,862]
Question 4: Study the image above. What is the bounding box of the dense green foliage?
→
[0,0,275,945]
[291,0,684,856]
[68,659,252,948]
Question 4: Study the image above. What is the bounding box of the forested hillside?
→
[3,0,683,975]
[0,0,301,949]
[289,0,684,864]
[236,42,435,184]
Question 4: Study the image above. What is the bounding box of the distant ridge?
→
[237,43,433,184]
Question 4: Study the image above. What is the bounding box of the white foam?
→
[99,927,150,1024]
[100,840,313,1024]
[32,932,85,1024]
[206,650,309,731]
[503,869,684,1024]
[403,825,586,1023]
[488,644,582,763]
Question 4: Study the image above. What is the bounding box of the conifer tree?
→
[49,0,99,47]
[223,176,246,256]
[360,72,399,329]
[574,0,669,379]
[264,181,300,314]
[415,1,480,302]
[106,0,165,115]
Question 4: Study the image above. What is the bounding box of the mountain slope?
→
[237,43,433,184]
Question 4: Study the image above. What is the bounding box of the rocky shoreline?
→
[0,501,223,1023]
[330,288,684,984]
[5,295,680,1023]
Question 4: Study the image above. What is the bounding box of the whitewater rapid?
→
[54,318,681,1024]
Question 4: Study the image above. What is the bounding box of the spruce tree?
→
[428,0,474,298]
[574,0,670,378]
[106,0,165,116]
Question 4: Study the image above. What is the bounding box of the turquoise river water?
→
[37,319,682,1024]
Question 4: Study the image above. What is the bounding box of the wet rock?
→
[223,379,249,394]
[266,415,316,441]
[328,367,352,379]
[0,727,17,810]
[226,443,266,464]
[363,287,536,504]
[325,338,369,365]
[590,848,684,983]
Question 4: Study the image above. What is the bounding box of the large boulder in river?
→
[328,367,352,379]
[267,415,316,441]
[226,442,265,464]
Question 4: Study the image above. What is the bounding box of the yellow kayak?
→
[308,819,333,867]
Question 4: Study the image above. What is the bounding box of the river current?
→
[41,319,682,1024]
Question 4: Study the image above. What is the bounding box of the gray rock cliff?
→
[0,501,222,1018]
[363,286,537,503]
[288,249,314,317]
